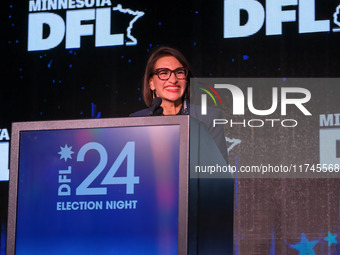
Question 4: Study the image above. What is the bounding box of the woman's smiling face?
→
[149,56,187,105]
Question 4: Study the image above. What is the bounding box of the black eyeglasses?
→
[152,67,188,81]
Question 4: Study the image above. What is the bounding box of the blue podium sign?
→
[7,116,189,255]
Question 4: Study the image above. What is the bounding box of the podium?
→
[7,116,234,255]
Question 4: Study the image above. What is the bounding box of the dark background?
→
[1,0,340,253]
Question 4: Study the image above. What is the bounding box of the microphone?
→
[148,97,163,116]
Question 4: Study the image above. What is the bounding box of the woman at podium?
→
[130,47,234,254]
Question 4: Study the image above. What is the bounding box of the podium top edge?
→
[11,115,190,132]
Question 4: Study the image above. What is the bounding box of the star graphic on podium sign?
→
[58,144,74,162]
[324,232,337,247]
[290,233,319,255]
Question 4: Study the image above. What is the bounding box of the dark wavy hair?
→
[142,46,192,107]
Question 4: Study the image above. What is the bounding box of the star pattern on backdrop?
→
[324,231,337,247]
[290,233,319,255]
[58,144,74,162]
